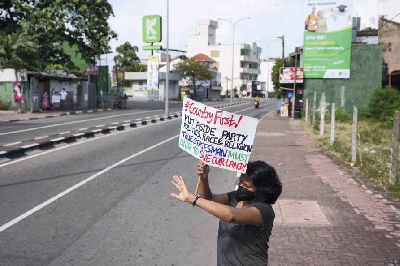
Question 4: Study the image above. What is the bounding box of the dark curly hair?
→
[245,161,282,204]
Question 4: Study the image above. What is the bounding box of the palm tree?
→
[0,29,39,81]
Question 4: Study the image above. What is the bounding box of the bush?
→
[368,86,400,122]
[0,100,10,110]
[335,108,352,122]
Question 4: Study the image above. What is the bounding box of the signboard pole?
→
[291,53,298,118]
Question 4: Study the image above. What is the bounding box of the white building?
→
[186,20,262,96]
[159,53,222,101]
[258,59,276,93]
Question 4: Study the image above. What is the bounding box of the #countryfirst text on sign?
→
[179,98,259,173]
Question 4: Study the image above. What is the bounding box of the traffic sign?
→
[142,15,162,43]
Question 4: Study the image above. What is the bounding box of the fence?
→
[304,94,399,187]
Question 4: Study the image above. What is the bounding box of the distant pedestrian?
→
[171,160,282,266]
[60,88,67,109]
[13,82,23,113]
[42,92,49,111]
[122,93,128,109]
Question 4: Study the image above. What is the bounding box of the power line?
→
[327,13,400,60]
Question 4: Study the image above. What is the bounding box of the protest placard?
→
[179,98,259,173]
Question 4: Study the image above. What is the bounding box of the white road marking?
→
[34,136,49,140]
[0,110,160,136]
[50,137,65,142]
[21,143,39,149]
[0,134,179,233]
[72,133,85,137]
[4,141,22,147]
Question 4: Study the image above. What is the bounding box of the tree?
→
[0,29,39,81]
[271,58,283,99]
[113,42,140,69]
[0,0,117,71]
[173,59,215,89]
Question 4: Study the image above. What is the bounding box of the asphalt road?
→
[0,101,276,266]
[0,99,237,146]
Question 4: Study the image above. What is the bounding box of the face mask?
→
[235,186,255,202]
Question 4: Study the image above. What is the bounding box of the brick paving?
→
[250,115,400,266]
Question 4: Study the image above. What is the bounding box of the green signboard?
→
[142,45,163,51]
[142,15,162,43]
[303,0,353,79]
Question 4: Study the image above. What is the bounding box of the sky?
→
[103,0,399,68]
[104,0,304,66]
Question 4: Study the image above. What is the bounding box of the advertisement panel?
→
[142,15,162,43]
[279,67,304,84]
[303,0,353,79]
[147,55,159,90]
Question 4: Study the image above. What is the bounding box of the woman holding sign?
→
[171,160,282,266]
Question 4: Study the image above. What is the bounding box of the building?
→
[124,72,182,102]
[258,59,276,93]
[0,68,90,111]
[158,53,222,101]
[379,18,400,88]
[186,20,262,96]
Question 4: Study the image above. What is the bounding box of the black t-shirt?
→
[217,191,275,266]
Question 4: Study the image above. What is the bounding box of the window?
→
[139,81,143,85]
[211,50,220,57]
[240,49,250,56]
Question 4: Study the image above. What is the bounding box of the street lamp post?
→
[256,39,280,94]
[218,17,251,104]
[165,0,170,115]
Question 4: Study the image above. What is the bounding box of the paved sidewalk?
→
[251,114,400,266]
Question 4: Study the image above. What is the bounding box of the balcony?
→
[240,68,261,75]
[239,55,261,63]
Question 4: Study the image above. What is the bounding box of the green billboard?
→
[303,1,353,79]
[142,15,162,43]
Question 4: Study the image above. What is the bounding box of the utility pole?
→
[278,35,285,68]
[291,52,298,118]
[99,55,104,109]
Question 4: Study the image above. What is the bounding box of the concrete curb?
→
[0,101,248,160]
[1,108,115,123]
